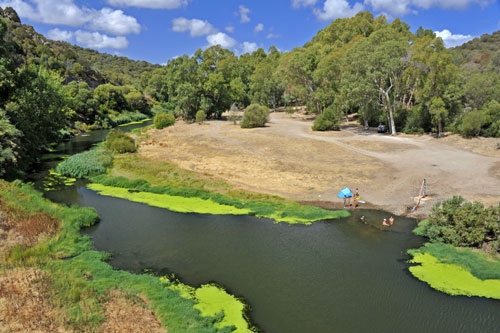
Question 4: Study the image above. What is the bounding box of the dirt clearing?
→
[139,112,500,216]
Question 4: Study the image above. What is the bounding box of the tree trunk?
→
[362,105,369,129]
[438,119,442,138]
[383,90,397,135]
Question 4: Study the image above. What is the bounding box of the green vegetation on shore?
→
[0,180,250,332]
[409,244,500,300]
[88,176,349,224]
[409,197,500,299]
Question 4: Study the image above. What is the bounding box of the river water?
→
[36,123,500,332]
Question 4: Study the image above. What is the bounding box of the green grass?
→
[56,148,113,178]
[0,180,245,332]
[88,175,349,224]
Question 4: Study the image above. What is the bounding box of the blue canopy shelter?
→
[337,187,353,199]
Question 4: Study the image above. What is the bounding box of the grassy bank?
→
[408,243,500,300]
[98,154,350,224]
[88,175,349,224]
[0,180,253,332]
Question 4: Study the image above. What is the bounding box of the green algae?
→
[160,278,251,333]
[195,285,251,332]
[118,118,152,127]
[87,184,252,215]
[87,182,349,223]
[43,169,77,191]
[409,252,500,300]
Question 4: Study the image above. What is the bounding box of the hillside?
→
[0,7,159,88]
[453,30,500,74]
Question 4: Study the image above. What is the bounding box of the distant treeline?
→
[1,7,500,175]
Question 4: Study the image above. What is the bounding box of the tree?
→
[6,65,68,164]
[0,109,20,175]
[429,97,447,137]
[344,25,410,135]
[312,105,342,131]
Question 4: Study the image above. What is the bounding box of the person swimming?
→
[389,216,394,225]
[382,218,390,226]
[360,216,366,224]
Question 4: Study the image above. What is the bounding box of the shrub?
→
[240,104,269,128]
[56,148,113,178]
[110,112,148,126]
[105,129,136,154]
[312,106,342,131]
[414,196,500,252]
[196,110,206,124]
[459,110,489,137]
[154,112,175,129]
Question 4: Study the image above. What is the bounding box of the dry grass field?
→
[138,112,500,216]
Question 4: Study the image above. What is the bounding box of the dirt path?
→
[140,113,500,216]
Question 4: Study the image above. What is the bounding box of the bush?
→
[240,104,269,128]
[154,112,175,129]
[56,148,113,178]
[414,196,500,252]
[105,129,136,154]
[312,106,342,131]
[459,110,489,137]
[196,110,206,124]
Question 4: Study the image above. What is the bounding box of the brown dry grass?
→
[135,112,500,216]
[0,202,59,257]
[440,134,500,158]
[98,290,165,333]
[0,269,69,332]
[139,117,387,198]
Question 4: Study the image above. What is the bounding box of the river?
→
[34,122,500,332]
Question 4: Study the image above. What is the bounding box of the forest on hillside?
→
[1,7,500,176]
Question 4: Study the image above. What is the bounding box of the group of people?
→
[343,188,360,208]
[360,215,395,227]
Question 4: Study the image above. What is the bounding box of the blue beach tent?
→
[337,187,353,199]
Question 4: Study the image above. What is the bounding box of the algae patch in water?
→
[87,182,349,223]
[87,184,252,215]
[163,279,251,332]
[409,250,500,300]
[43,170,77,191]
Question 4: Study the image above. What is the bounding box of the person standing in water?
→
[382,218,389,226]
[389,216,394,226]
[344,195,348,208]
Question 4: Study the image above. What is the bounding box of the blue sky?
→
[1,0,499,64]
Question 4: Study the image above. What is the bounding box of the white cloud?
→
[47,28,74,42]
[254,23,264,33]
[363,0,491,16]
[434,29,474,47]
[314,0,364,20]
[266,33,280,39]
[75,30,129,49]
[206,32,237,48]
[0,0,140,35]
[89,8,140,35]
[241,41,258,54]
[106,0,189,9]
[225,26,235,33]
[292,0,318,8]
[172,17,217,37]
[238,5,250,23]
[364,0,412,15]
